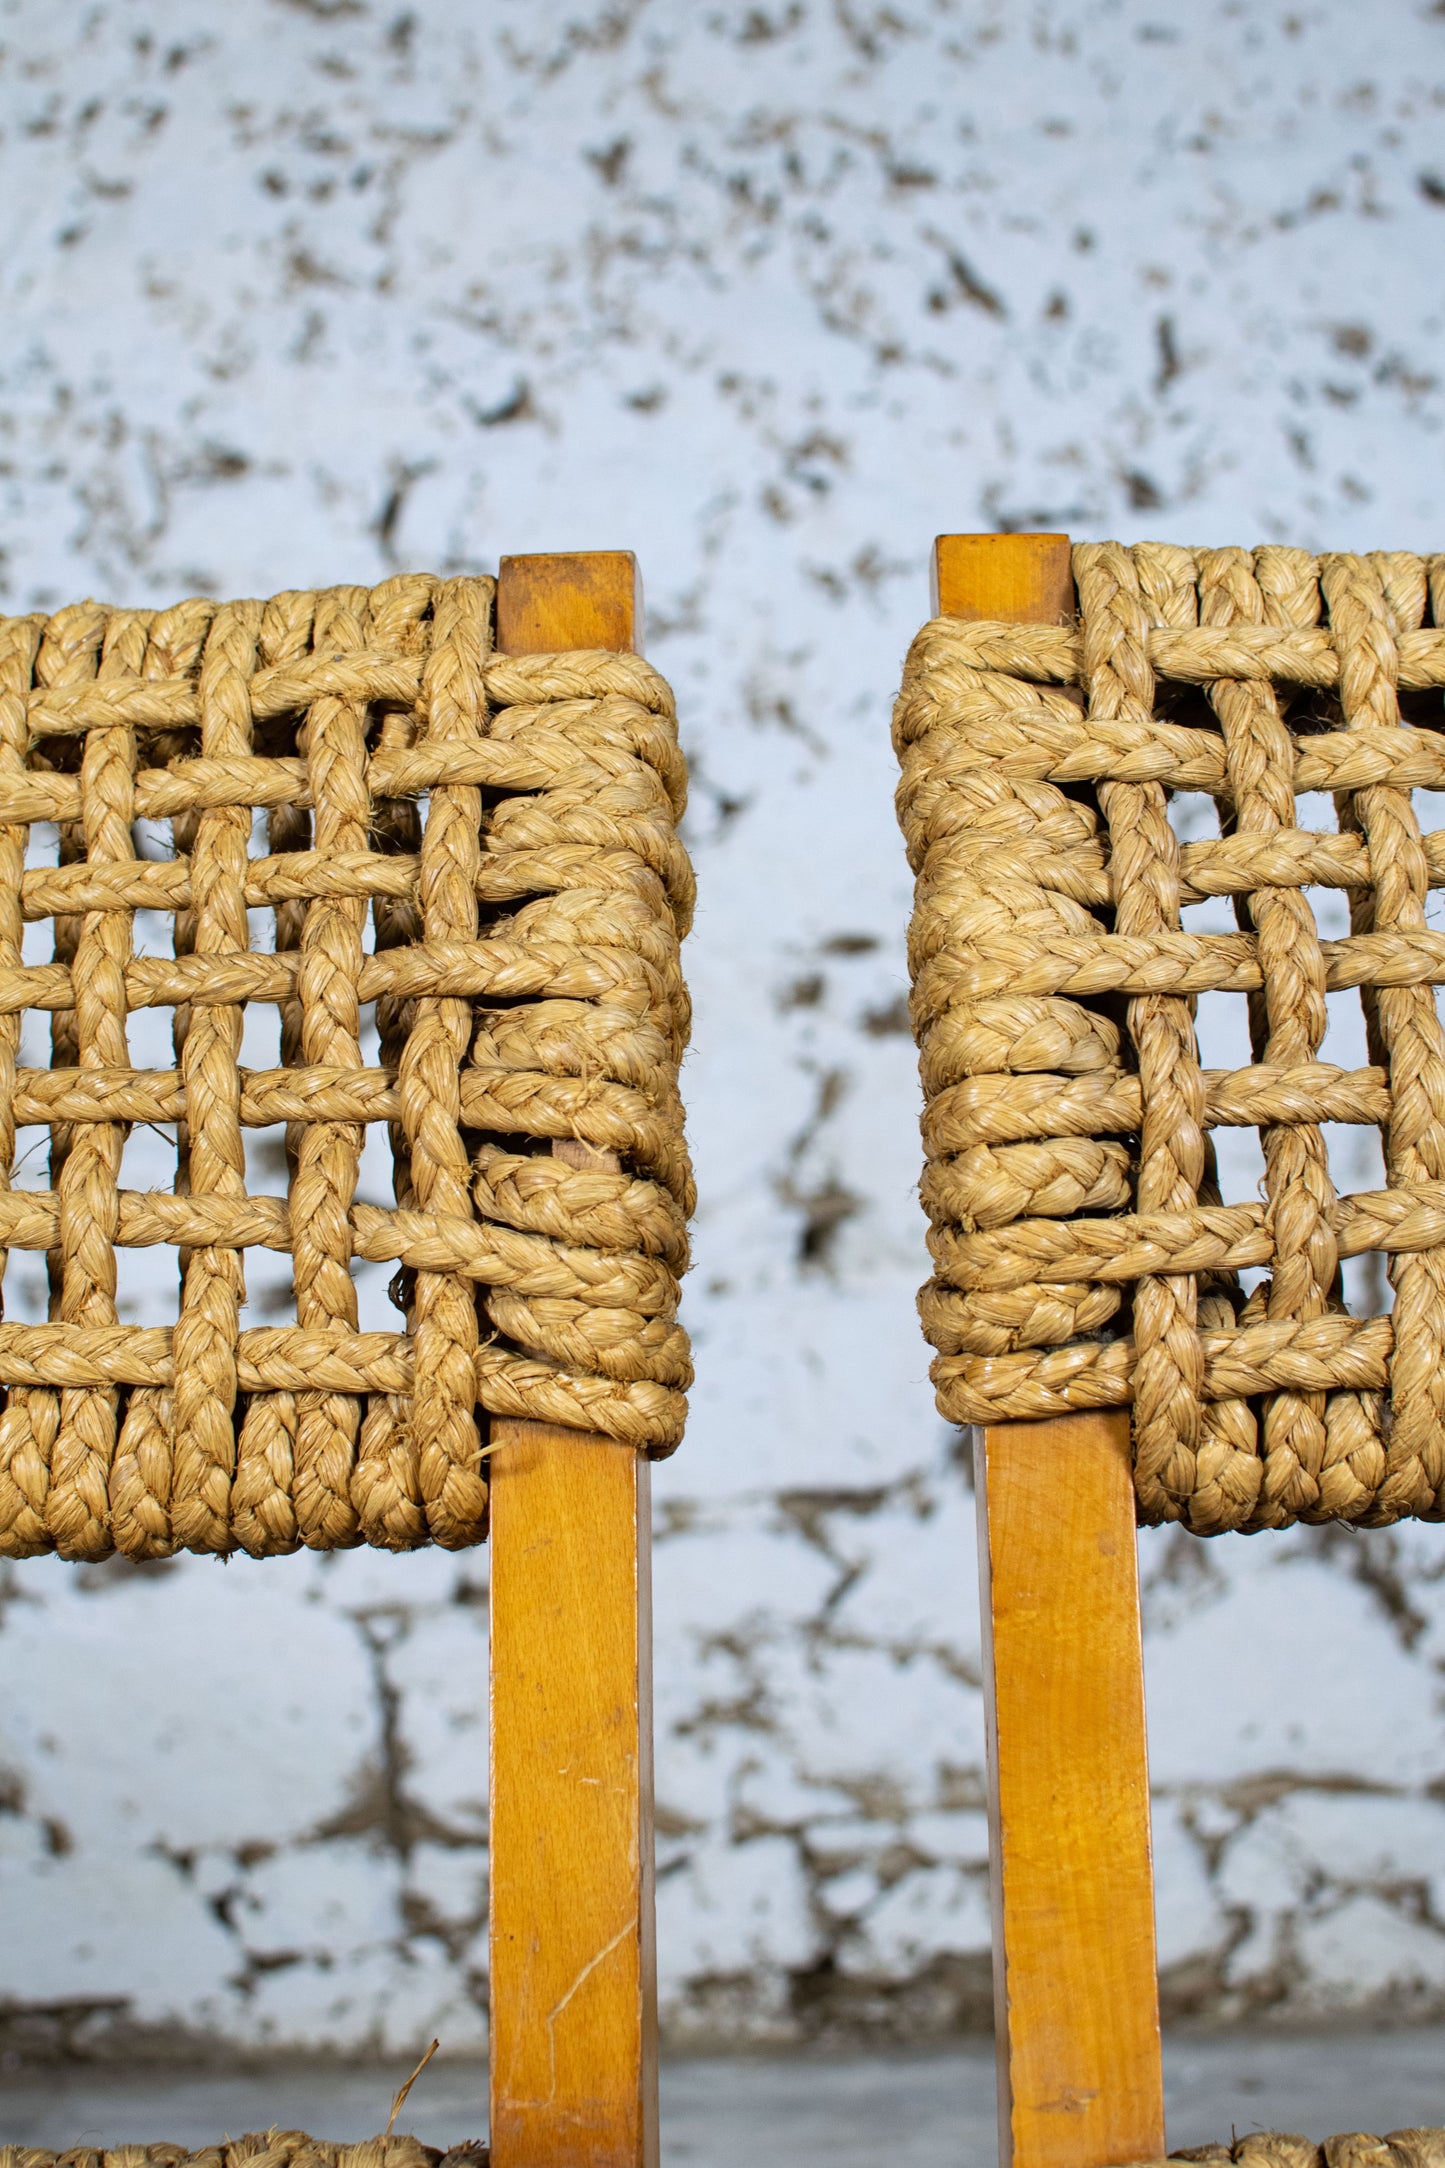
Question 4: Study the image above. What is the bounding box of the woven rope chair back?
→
[0,559,688,2168]
[896,540,1445,1536]
[0,571,692,1562]
[896,536,1445,2168]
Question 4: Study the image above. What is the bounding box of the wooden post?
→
[935,534,1165,2168]
[488,553,658,2168]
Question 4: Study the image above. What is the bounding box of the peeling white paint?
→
[0,0,1441,2055]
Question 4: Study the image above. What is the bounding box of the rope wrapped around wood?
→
[1134,2133,1445,2168]
[894,543,1445,1531]
[0,575,694,1560]
[0,2135,481,2168]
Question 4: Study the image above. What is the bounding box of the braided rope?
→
[0,2135,477,2168]
[1138,2135,1445,2168]
[894,544,1445,1529]
[0,576,693,1561]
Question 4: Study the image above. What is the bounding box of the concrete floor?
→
[0,2031,1443,2162]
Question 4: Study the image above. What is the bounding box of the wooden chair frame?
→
[488,553,658,2168]
[493,542,1150,2168]
[935,537,1165,2168]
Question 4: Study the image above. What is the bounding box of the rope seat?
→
[0,575,693,1561]
[6,2136,1444,2168]
[895,542,1445,1531]
[1149,2136,1445,2168]
[0,2136,481,2168]
[3,2134,1443,2168]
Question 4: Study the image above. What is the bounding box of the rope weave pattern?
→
[0,2136,474,2168]
[0,576,694,1560]
[1149,2135,1445,2168]
[894,543,1445,1531]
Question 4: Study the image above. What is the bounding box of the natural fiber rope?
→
[0,576,694,1561]
[1138,2136,1445,2168]
[894,544,1445,1530]
[0,2135,481,2168]
[1143,2133,1445,2168]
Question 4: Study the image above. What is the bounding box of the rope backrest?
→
[0,575,693,1562]
[895,543,1445,1532]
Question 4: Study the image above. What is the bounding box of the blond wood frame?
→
[488,553,658,2168]
[936,535,1166,2168]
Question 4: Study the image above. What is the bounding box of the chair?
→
[0,553,690,2168]
[894,534,1445,2168]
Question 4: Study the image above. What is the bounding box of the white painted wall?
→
[0,0,1443,2057]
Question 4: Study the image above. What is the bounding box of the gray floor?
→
[0,2031,1443,2160]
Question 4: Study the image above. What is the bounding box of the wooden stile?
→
[935,533,1166,2168]
[973,1411,1162,2168]
[932,531,1076,626]
[489,553,658,2168]
[495,549,643,659]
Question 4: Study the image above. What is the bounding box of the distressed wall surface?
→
[0,0,1443,2058]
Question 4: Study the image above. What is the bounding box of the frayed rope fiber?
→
[0,575,694,1561]
[894,542,1445,1532]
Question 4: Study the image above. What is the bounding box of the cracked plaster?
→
[0,0,1441,2057]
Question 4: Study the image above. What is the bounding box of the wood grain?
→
[975,1412,1164,2168]
[488,551,658,2168]
[935,533,1164,2168]
[932,530,1074,625]
[496,551,643,656]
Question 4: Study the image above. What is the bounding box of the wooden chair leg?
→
[488,553,658,2168]
[935,535,1165,2168]
[975,1414,1163,2168]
